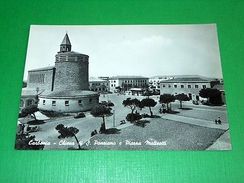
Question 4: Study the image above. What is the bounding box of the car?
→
[74,112,86,119]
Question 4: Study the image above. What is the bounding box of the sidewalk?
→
[206,130,232,150]
[172,101,227,111]
[162,114,229,130]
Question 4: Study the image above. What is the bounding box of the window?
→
[89,98,92,103]
[43,100,46,105]
[188,85,191,88]
[52,101,56,106]
[162,84,165,88]
[65,101,69,106]
[168,84,171,88]
[202,85,206,89]
[78,100,83,106]
[174,85,177,88]
[195,85,199,88]
[181,85,184,88]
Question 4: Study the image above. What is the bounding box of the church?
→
[20,33,99,113]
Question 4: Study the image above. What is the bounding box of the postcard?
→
[15,24,231,150]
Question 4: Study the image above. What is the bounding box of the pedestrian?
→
[217,117,222,125]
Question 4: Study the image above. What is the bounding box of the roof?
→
[28,66,55,72]
[130,88,144,91]
[89,77,107,82]
[40,90,99,99]
[160,76,213,83]
[21,88,45,96]
[109,76,149,80]
[57,51,89,57]
[61,33,71,45]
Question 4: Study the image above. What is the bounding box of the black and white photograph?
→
[15,24,231,150]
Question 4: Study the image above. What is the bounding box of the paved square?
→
[24,93,230,150]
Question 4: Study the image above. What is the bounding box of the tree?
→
[90,104,112,133]
[159,94,175,111]
[15,133,44,150]
[122,98,141,114]
[55,124,81,149]
[143,89,153,98]
[123,98,142,122]
[175,93,190,108]
[21,105,39,120]
[199,88,222,105]
[140,98,157,116]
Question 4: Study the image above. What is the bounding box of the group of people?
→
[215,117,222,125]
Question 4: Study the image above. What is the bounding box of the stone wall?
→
[27,68,54,91]
[54,55,89,91]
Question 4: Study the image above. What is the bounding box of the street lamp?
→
[113,109,115,127]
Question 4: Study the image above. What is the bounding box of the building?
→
[159,76,220,101]
[89,77,109,93]
[19,88,40,110]
[20,33,99,113]
[149,76,174,89]
[108,76,149,93]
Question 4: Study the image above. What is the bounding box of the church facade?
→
[21,33,99,113]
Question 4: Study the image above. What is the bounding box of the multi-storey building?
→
[149,76,174,89]
[89,77,109,93]
[109,76,149,92]
[159,76,220,101]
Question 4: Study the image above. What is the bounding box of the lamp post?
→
[113,109,115,127]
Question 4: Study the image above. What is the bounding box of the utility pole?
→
[113,109,115,127]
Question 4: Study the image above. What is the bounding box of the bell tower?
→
[60,33,71,52]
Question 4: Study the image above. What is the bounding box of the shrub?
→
[107,102,115,107]
[126,113,142,122]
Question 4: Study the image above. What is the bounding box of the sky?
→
[23,24,223,80]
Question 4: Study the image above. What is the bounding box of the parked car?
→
[74,112,86,119]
